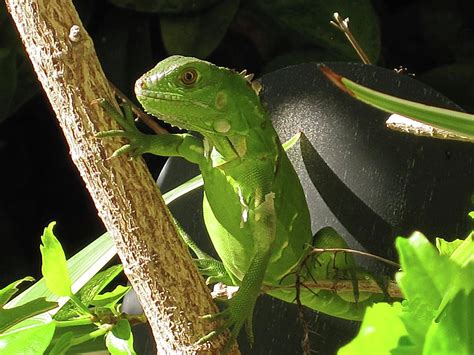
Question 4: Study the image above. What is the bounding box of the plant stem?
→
[69,324,113,346]
[330,12,371,64]
[55,317,94,328]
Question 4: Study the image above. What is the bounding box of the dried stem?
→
[331,12,371,64]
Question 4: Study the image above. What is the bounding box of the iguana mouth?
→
[136,88,210,109]
[136,88,181,102]
[136,91,219,134]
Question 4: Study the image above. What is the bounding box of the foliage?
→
[340,232,473,354]
[4,222,472,353]
[0,224,137,354]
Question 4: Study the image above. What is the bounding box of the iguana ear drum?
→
[213,119,231,133]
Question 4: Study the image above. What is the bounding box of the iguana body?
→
[99,56,385,350]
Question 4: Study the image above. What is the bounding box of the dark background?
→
[0,0,473,330]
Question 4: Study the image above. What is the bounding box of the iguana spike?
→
[251,81,262,95]
[244,73,255,82]
[238,68,261,94]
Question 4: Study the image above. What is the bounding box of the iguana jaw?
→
[135,95,215,135]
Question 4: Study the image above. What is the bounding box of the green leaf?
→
[47,323,107,354]
[9,232,116,308]
[162,174,203,205]
[341,233,473,354]
[109,0,219,14]
[0,314,56,354]
[91,285,131,308]
[106,319,136,355]
[55,265,123,321]
[282,132,301,152]
[160,0,240,58]
[424,290,474,355]
[435,238,465,257]
[448,234,474,267]
[338,302,407,355]
[0,297,57,333]
[395,233,456,346]
[255,0,380,63]
[48,331,74,355]
[40,222,73,297]
[0,277,35,307]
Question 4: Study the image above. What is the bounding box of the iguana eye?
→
[180,69,198,85]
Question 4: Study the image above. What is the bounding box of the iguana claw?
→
[194,258,233,285]
[198,290,255,354]
[95,98,153,158]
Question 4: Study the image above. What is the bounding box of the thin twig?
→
[262,279,402,299]
[330,12,371,64]
[108,81,168,135]
[309,247,401,269]
[295,254,312,355]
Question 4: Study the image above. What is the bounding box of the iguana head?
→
[135,56,264,137]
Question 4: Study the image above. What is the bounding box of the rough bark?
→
[5,0,234,353]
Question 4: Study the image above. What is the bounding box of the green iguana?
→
[98,56,387,351]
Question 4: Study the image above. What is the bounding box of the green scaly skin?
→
[98,56,387,351]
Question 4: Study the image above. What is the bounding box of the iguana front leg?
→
[96,99,205,164]
[200,192,276,353]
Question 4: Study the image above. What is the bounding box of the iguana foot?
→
[194,257,233,285]
[198,289,255,354]
[94,98,153,158]
[172,218,234,285]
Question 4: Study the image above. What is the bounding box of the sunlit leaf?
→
[395,233,455,346]
[54,265,123,321]
[163,174,203,205]
[8,233,116,308]
[91,285,131,308]
[0,297,57,333]
[106,319,136,354]
[424,290,474,355]
[435,238,465,257]
[39,222,72,297]
[339,302,407,355]
[0,314,55,354]
[447,234,474,267]
[0,277,35,307]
